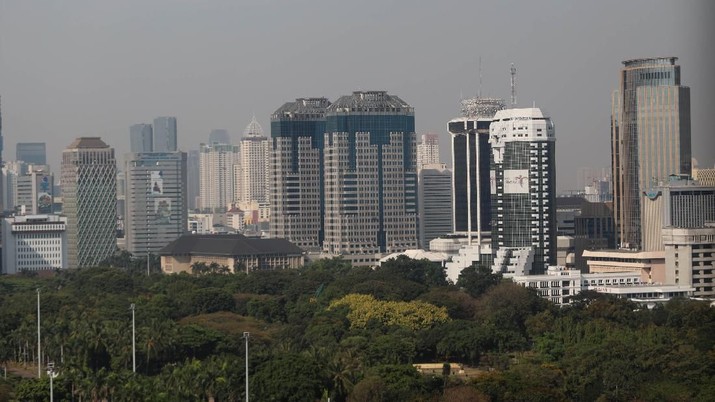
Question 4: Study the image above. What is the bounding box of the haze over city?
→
[0,0,713,192]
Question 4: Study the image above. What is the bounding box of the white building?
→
[238,116,270,204]
[663,224,715,298]
[2,214,68,274]
[188,213,215,234]
[199,142,239,212]
[416,133,440,171]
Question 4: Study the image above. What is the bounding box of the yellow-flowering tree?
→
[329,294,449,331]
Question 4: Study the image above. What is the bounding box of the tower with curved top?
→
[238,116,270,204]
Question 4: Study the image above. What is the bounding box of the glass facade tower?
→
[611,57,691,250]
[16,142,47,165]
[323,91,418,263]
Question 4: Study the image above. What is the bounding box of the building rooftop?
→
[327,91,413,114]
[272,97,331,120]
[66,137,109,149]
[159,234,303,257]
[622,57,677,67]
[243,116,264,138]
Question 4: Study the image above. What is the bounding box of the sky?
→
[0,0,713,192]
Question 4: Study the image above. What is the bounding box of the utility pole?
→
[36,288,41,378]
[130,303,136,373]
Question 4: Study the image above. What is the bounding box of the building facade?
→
[611,57,691,249]
[199,143,239,212]
[124,152,188,256]
[663,224,715,298]
[61,137,117,268]
[15,169,54,215]
[208,129,231,145]
[416,133,440,171]
[1,214,68,274]
[490,107,556,275]
[130,124,153,153]
[238,116,270,203]
[152,116,178,153]
[16,142,46,165]
[322,91,418,264]
[449,97,505,239]
[418,163,453,249]
[270,97,330,251]
[186,150,200,211]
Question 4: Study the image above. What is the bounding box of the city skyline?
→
[0,1,712,192]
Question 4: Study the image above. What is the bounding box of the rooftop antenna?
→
[478,56,483,98]
[510,63,517,107]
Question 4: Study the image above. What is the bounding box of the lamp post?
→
[36,288,41,378]
[243,332,250,402]
[47,362,57,402]
[130,303,136,373]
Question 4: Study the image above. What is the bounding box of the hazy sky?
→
[1,0,713,191]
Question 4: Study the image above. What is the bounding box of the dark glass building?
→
[270,97,330,251]
[16,142,47,165]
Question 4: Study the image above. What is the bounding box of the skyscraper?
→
[16,142,47,165]
[153,117,178,152]
[416,134,440,171]
[186,150,200,211]
[418,163,453,249]
[611,57,691,250]
[0,96,4,211]
[124,152,188,256]
[270,97,330,251]
[208,129,231,145]
[490,108,556,275]
[323,91,418,263]
[238,116,269,203]
[448,97,505,238]
[61,137,117,268]
[199,142,239,211]
[130,124,153,153]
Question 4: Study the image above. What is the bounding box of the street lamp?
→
[243,332,250,402]
[36,288,41,378]
[130,303,136,373]
[47,362,57,402]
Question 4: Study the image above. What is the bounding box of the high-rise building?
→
[1,214,68,274]
[270,97,330,251]
[199,142,239,212]
[124,152,188,256]
[416,134,440,171]
[16,142,47,165]
[448,97,505,238]
[490,108,556,275]
[418,163,453,249]
[15,168,54,215]
[61,137,117,268]
[2,161,27,212]
[186,150,200,211]
[611,57,691,249]
[130,124,153,153]
[322,91,418,263]
[209,129,231,145]
[152,117,178,152]
[238,116,269,203]
[695,168,715,187]
[0,96,4,211]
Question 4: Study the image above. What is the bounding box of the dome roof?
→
[243,115,263,138]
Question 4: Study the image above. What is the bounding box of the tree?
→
[456,263,502,298]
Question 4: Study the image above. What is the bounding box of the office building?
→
[416,133,440,171]
[1,214,68,274]
[270,97,330,251]
[611,57,691,249]
[2,161,27,212]
[152,116,178,152]
[208,129,231,145]
[238,116,269,203]
[16,142,46,165]
[641,175,715,251]
[186,150,200,211]
[449,97,505,238]
[663,224,715,297]
[418,163,453,249]
[15,169,54,215]
[124,152,188,256]
[61,137,117,268]
[490,107,556,275]
[322,91,418,264]
[130,124,153,153]
[199,142,239,212]
[695,168,715,187]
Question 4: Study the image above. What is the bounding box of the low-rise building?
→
[159,234,304,274]
[1,214,68,274]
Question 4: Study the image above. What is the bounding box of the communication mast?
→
[510,63,517,107]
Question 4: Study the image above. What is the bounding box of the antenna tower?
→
[510,63,517,107]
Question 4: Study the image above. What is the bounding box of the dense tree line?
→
[0,255,714,401]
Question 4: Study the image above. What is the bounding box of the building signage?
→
[504,169,529,194]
